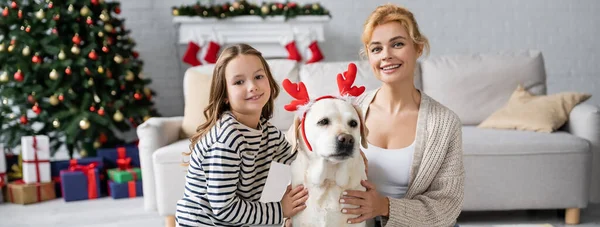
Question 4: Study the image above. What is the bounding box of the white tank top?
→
[361,140,415,199]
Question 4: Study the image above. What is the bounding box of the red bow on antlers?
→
[282,63,366,151]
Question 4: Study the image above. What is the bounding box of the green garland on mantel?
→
[171,0,331,20]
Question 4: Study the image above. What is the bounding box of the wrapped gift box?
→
[108,180,143,199]
[6,181,56,205]
[1,143,6,187]
[60,164,101,202]
[5,153,22,181]
[21,136,51,184]
[97,145,140,169]
[107,167,142,184]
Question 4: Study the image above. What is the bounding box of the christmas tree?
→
[0,0,160,158]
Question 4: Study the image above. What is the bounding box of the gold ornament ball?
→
[114,55,123,64]
[261,6,270,14]
[113,111,124,122]
[111,90,117,96]
[97,66,104,74]
[71,45,80,55]
[35,9,45,19]
[52,119,60,128]
[125,70,135,81]
[172,9,179,16]
[68,4,74,12]
[80,149,88,157]
[22,46,30,56]
[104,24,113,32]
[0,71,8,82]
[49,95,59,105]
[8,45,15,52]
[93,140,101,148]
[100,11,109,22]
[143,115,151,122]
[87,78,94,86]
[2,98,8,105]
[80,6,90,16]
[49,69,59,80]
[312,3,320,10]
[58,50,66,60]
[232,2,240,9]
[0,43,5,52]
[79,118,91,130]
[98,31,104,37]
[144,87,152,96]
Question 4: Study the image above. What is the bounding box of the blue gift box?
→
[60,168,101,202]
[97,145,140,169]
[108,180,143,199]
[50,157,104,177]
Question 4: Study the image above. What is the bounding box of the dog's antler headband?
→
[282,63,366,151]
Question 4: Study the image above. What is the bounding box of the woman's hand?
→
[281,185,309,218]
[340,180,389,224]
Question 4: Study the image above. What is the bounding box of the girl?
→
[176,44,308,227]
[340,4,465,227]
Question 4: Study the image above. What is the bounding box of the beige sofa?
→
[137,51,600,226]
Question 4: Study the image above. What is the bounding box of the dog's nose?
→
[337,133,354,146]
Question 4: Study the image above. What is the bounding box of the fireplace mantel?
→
[173,15,330,60]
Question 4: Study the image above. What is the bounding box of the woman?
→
[339,4,465,227]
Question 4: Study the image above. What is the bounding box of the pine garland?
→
[172,0,331,20]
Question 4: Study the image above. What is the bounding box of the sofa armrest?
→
[136,116,184,212]
[564,103,600,203]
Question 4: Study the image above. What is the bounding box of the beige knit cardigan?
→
[357,88,465,227]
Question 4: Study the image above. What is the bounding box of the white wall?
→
[121,0,600,117]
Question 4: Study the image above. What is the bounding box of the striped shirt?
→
[176,112,297,227]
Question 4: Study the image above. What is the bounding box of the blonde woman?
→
[339,4,465,227]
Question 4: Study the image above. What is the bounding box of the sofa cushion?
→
[421,50,547,125]
[299,61,382,98]
[180,59,300,138]
[478,85,591,132]
[462,126,590,156]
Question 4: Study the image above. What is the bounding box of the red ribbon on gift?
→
[128,181,137,198]
[8,179,43,203]
[116,147,132,170]
[68,162,98,200]
[0,172,5,187]
[22,136,50,183]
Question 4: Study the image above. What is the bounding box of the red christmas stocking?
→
[182,41,202,66]
[280,36,302,62]
[306,40,324,64]
[204,41,221,64]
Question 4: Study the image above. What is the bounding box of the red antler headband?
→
[282,63,366,151]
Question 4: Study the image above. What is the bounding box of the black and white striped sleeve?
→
[203,141,284,225]
[272,129,297,165]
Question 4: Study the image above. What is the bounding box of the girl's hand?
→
[281,185,308,218]
[284,218,293,227]
[340,180,389,224]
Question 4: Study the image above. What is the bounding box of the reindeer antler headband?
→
[282,63,366,151]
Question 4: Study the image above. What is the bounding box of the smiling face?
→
[367,21,421,85]
[224,54,271,117]
[302,99,366,163]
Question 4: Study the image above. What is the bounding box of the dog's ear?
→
[285,116,301,152]
[353,105,369,148]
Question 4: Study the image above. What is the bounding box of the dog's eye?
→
[348,120,358,128]
[317,118,329,126]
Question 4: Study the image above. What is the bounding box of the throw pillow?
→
[478,84,591,132]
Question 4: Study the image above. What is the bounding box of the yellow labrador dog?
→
[282,63,368,227]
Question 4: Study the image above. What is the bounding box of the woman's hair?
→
[360,3,430,58]
[186,43,280,154]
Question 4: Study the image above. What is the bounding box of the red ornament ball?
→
[102,46,109,53]
[89,106,96,112]
[88,50,97,60]
[97,108,105,116]
[134,93,142,100]
[32,105,41,114]
[65,67,72,75]
[32,55,41,63]
[11,1,17,9]
[72,35,80,45]
[14,71,23,81]
[20,115,27,124]
[114,7,121,14]
[58,94,64,101]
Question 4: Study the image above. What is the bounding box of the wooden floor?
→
[1,196,599,227]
